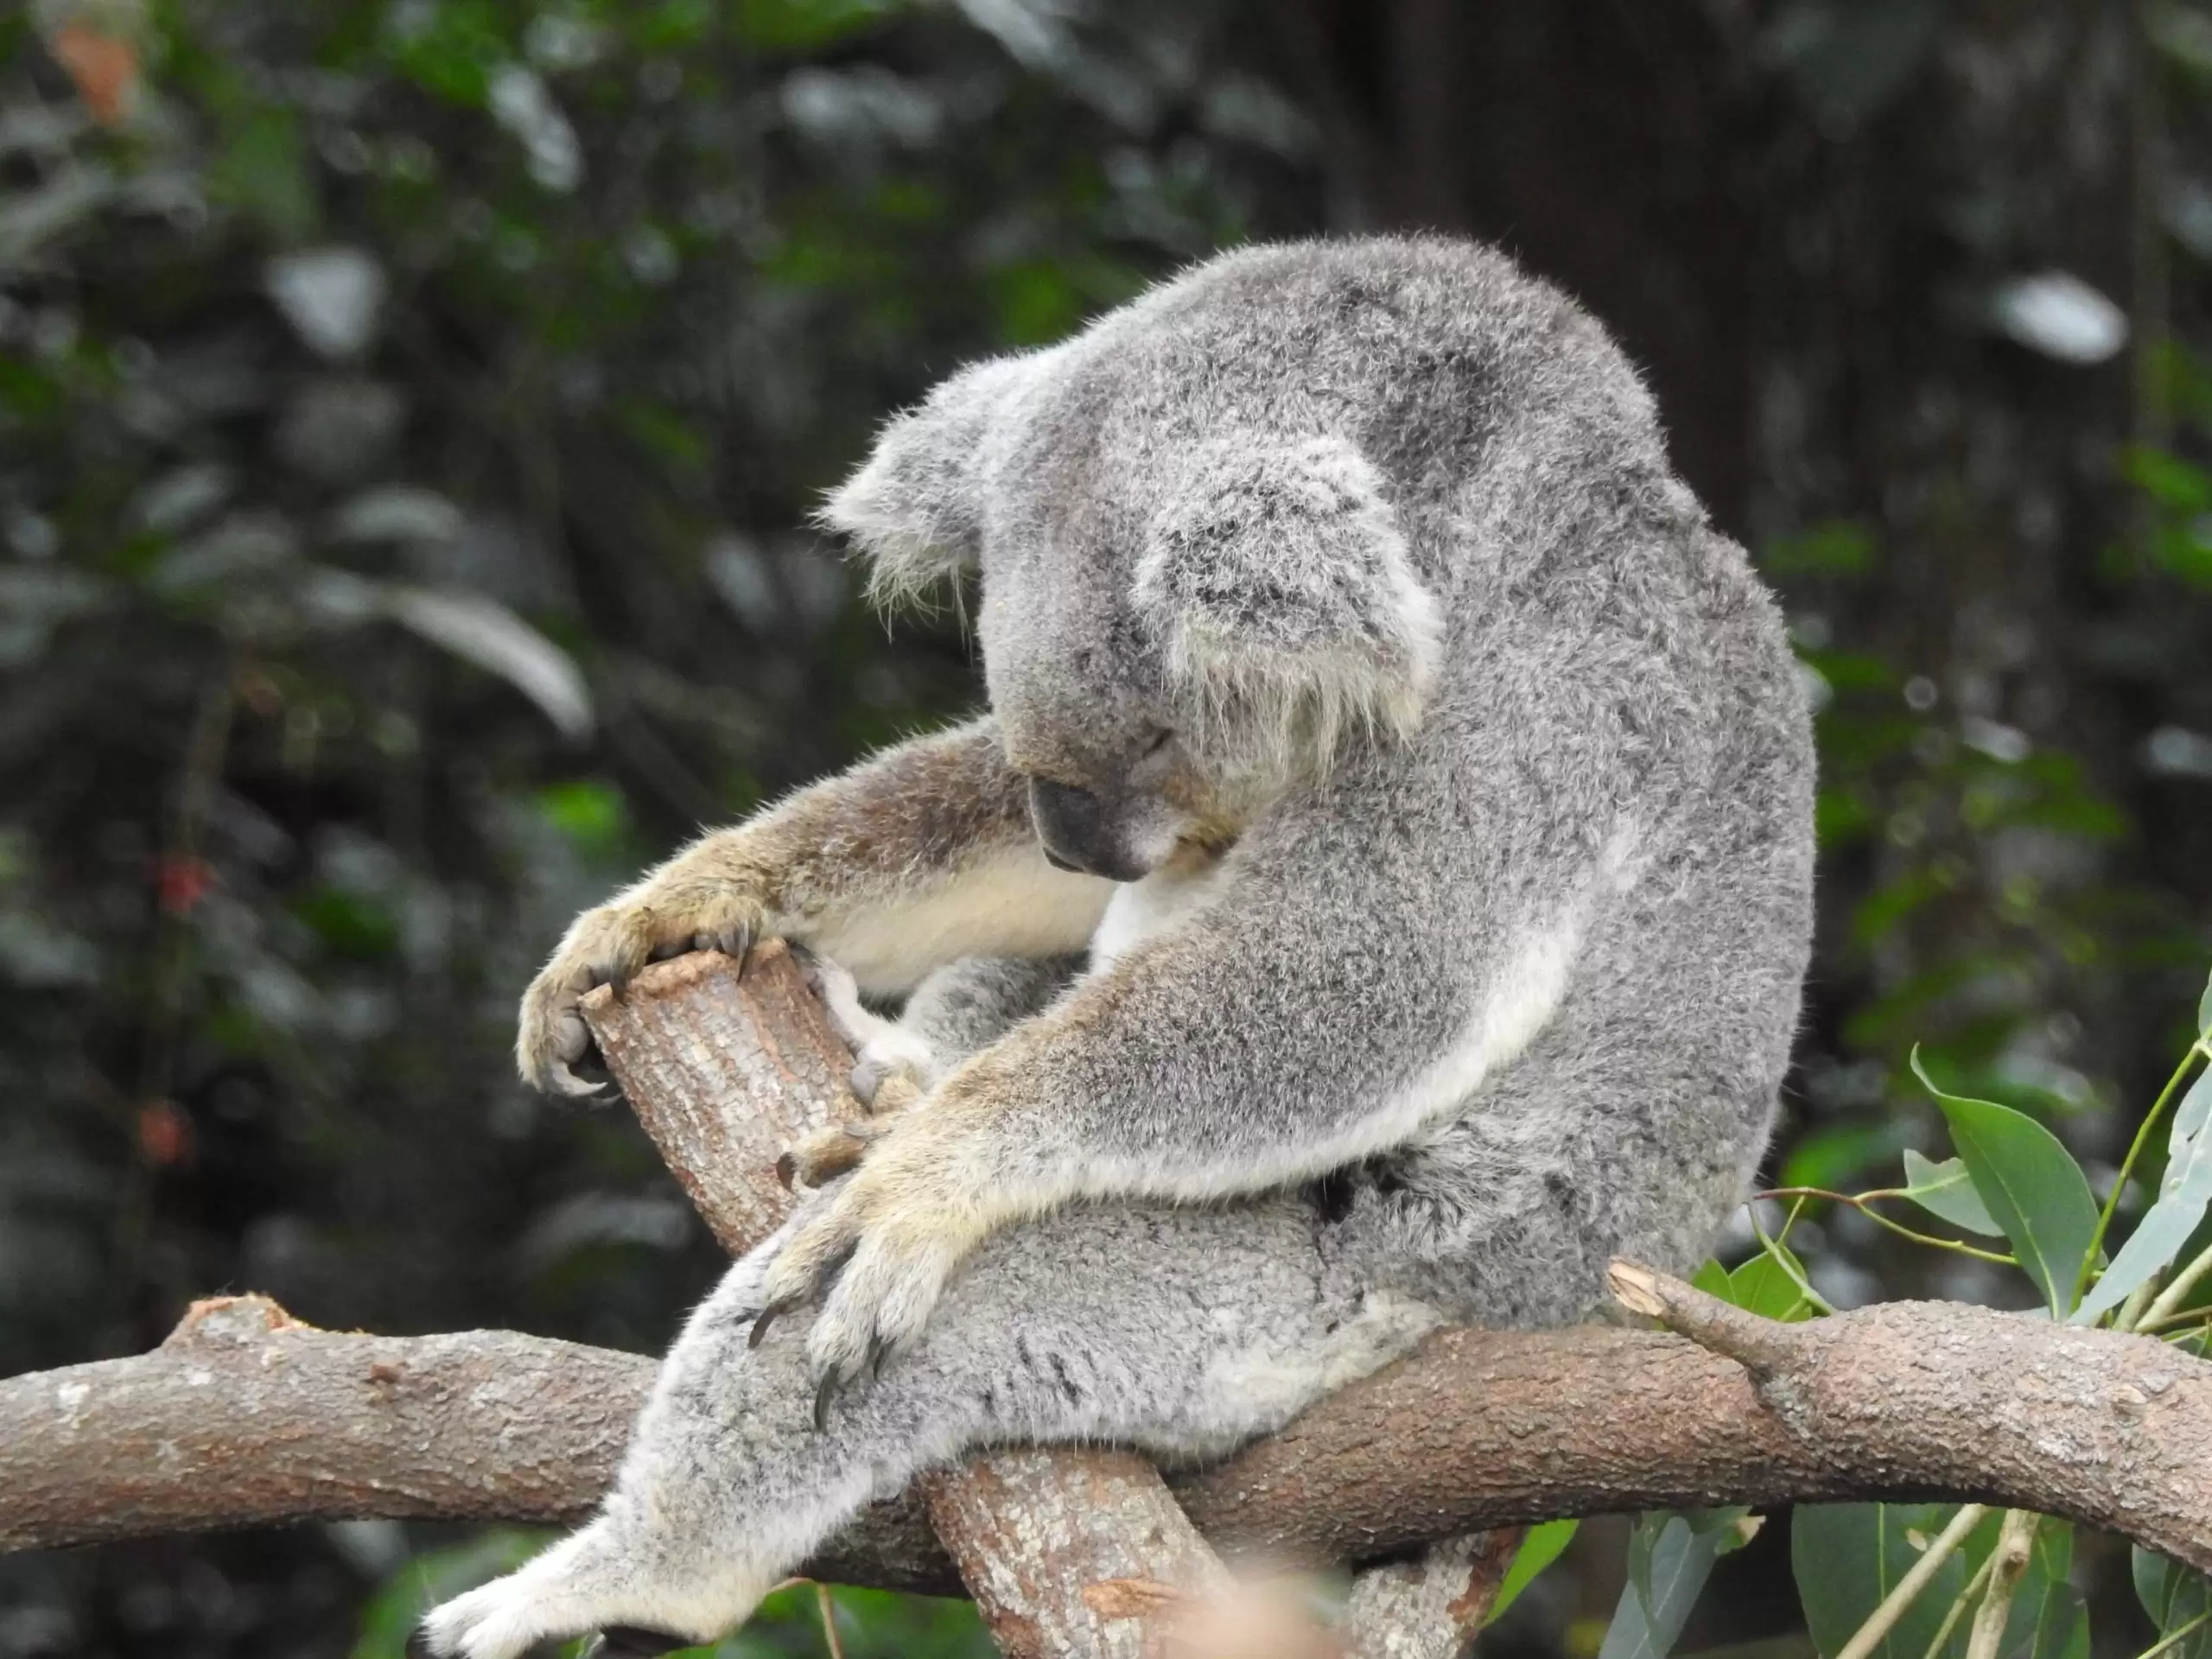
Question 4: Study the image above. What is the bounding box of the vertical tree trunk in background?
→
[1275,0,1761,532]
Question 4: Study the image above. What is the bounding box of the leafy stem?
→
[1919,1547,2000,1659]
[1751,1196,1837,1315]
[1758,1186,2019,1265]
[2077,1041,2209,1310]
[2137,1606,2212,1659]
[1833,1504,1989,1659]
[2139,1233,2212,1331]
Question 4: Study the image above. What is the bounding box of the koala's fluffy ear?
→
[817,354,1033,608]
[1135,435,1445,764]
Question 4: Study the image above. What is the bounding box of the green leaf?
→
[1599,1510,1751,1659]
[1488,1519,1580,1624]
[2075,1071,2212,1325]
[537,779,630,856]
[736,0,898,49]
[2124,446,2212,513]
[2181,1067,2212,1147]
[1899,1150,2005,1237]
[2198,963,2212,1039]
[1795,1503,1972,1659]
[2012,1577,2088,1659]
[1727,1251,1816,1323]
[1914,1050,2100,1317]
[2133,1548,2212,1659]
[1691,1258,1732,1300]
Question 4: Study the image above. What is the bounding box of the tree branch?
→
[13,1271,2212,1575]
[10,950,2212,1602]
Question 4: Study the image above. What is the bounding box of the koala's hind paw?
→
[416,1524,757,1659]
[801,950,938,1110]
[753,1129,992,1417]
[517,890,764,1096]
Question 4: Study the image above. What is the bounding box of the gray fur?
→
[427,234,1815,1658]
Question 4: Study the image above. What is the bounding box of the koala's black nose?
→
[1027,777,1146,883]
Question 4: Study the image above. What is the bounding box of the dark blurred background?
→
[2,1,2209,1656]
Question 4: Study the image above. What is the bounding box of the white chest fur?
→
[1088,857,1227,973]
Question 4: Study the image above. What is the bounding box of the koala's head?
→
[819,349,1444,883]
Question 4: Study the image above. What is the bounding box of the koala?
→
[423,235,1815,1659]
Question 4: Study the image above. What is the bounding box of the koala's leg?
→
[420,1196,1439,1659]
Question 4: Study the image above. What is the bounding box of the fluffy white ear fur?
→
[1135,435,1445,770]
[816,354,1036,609]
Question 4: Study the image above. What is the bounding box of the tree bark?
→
[12,1269,2212,1575]
[582,944,1231,1657]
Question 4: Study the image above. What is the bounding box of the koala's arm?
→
[517,718,1109,1093]
[754,672,1651,1386]
[940,772,1611,1205]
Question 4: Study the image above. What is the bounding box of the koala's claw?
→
[753,1141,992,1422]
[746,1291,804,1351]
[779,1122,886,1190]
[516,891,768,1095]
[546,1063,613,1102]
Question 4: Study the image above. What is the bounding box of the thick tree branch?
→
[12,1274,2212,1575]
[581,945,1230,1657]
[10,948,2212,1599]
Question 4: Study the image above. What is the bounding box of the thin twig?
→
[2143,1227,2212,1329]
[1834,1504,1988,1659]
[2080,1045,2206,1309]
[1919,1548,1999,1659]
[815,1580,847,1659]
[2139,1606,2212,1659]
[1962,1510,2038,1659]
[1757,1187,2018,1266]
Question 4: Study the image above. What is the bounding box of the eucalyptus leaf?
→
[2133,1547,2212,1659]
[1488,1518,1580,1625]
[2180,1066,2212,1148]
[1913,1051,2100,1317]
[2200,965,2212,1038]
[1599,1510,1751,1659]
[1899,1149,2005,1237]
[2014,1579,2088,1659]
[1728,1250,1816,1322]
[381,583,594,740]
[2075,1084,2212,1324]
[1796,1503,1973,1659]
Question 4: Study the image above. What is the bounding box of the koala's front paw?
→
[749,1122,993,1422]
[518,887,765,1096]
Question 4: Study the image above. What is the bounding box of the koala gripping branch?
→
[576,944,1238,1659]
[7,949,2212,1618]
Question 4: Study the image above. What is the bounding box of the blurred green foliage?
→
[6,0,2212,1655]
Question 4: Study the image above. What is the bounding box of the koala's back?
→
[1045,239,1818,1326]
[1027,236,1674,563]
[975,235,1815,1330]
